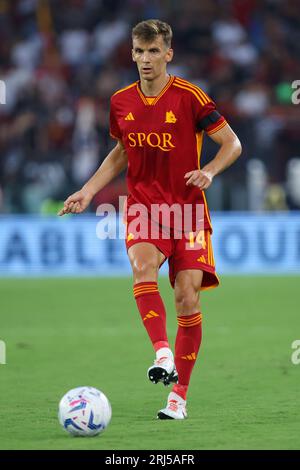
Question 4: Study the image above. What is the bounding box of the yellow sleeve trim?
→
[206,120,227,135]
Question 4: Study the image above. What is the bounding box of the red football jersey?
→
[110,75,227,231]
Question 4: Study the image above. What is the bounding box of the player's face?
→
[132,35,173,82]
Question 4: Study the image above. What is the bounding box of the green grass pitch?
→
[0,276,299,450]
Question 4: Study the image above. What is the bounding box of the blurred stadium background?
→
[1,0,300,450]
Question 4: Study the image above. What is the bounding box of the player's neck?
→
[140,73,170,97]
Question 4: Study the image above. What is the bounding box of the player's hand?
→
[184,169,213,190]
[58,188,94,216]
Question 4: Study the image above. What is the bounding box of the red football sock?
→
[133,282,169,350]
[173,313,202,400]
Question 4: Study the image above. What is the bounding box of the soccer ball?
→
[58,386,112,437]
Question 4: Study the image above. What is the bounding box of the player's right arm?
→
[58,140,127,216]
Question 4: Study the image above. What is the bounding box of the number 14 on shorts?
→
[188,230,206,250]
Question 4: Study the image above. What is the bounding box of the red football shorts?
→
[124,212,219,291]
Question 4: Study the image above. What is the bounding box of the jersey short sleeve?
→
[191,91,227,135]
[109,98,122,140]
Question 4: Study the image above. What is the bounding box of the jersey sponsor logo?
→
[165,110,177,123]
[127,132,175,152]
[125,112,135,120]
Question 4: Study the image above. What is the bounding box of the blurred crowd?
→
[0,0,299,213]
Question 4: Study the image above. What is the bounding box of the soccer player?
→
[59,19,242,419]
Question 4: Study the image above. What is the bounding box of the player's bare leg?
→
[128,243,164,284]
[128,243,178,385]
[158,269,203,419]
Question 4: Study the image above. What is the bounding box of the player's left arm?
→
[185,124,242,190]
